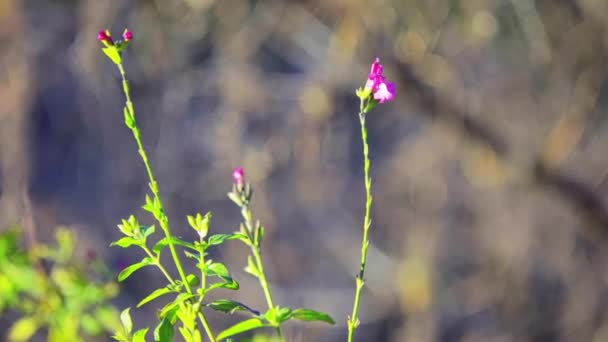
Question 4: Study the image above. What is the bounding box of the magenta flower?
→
[233,167,245,186]
[97,30,113,45]
[123,29,133,42]
[364,57,396,103]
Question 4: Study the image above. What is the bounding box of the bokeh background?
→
[2,0,608,341]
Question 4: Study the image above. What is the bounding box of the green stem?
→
[142,246,176,286]
[116,63,192,295]
[347,111,373,342]
[197,313,217,342]
[242,204,283,338]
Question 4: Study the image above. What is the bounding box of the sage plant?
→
[99,29,334,342]
[347,58,395,342]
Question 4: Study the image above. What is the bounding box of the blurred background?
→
[2,0,608,341]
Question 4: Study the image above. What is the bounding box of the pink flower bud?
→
[123,29,133,42]
[233,167,245,186]
[97,30,113,45]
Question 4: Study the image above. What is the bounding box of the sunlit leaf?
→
[137,286,176,308]
[117,257,154,281]
[111,237,140,248]
[217,318,267,341]
[290,308,335,325]
[119,308,133,334]
[132,328,149,342]
[154,318,174,342]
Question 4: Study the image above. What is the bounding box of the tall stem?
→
[116,63,191,295]
[116,63,216,342]
[347,111,373,342]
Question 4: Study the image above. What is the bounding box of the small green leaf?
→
[117,257,154,281]
[217,318,267,341]
[244,255,260,277]
[119,308,133,334]
[132,328,149,342]
[143,195,156,214]
[154,318,174,342]
[275,307,292,324]
[207,233,246,246]
[153,237,197,254]
[137,287,176,308]
[186,274,200,287]
[290,308,335,325]
[206,279,239,291]
[8,316,38,341]
[142,225,156,238]
[111,237,140,248]
[227,192,243,206]
[207,262,231,280]
[124,106,135,128]
[159,293,196,319]
[206,299,259,316]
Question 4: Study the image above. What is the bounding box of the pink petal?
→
[373,81,396,103]
[369,57,383,77]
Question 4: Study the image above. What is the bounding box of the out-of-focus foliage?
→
[0,229,120,341]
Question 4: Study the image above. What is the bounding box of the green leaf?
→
[153,237,197,254]
[117,257,154,281]
[227,192,243,206]
[137,286,176,308]
[206,299,260,316]
[119,308,133,334]
[207,262,231,280]
[159,293,196,319]
[207,233,246,246]
[111,237,140,248]
[143,195,156,214]
[206,279,239,291]
[187,215,198,230]
[186,274,200,287]
[275,307,292,324]
[142,225,156,238]
[217,318,267,341]
[154,318,174,342]
[132,328,149,342]
[8,316,38,341]
[244,255,260,277]
[124,106,135,128]
[290,308,335,325]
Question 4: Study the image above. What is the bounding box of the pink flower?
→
[233,167,245,186]
[97,30,113,45]
[373,81,396,103]
[123,29,133,42]
[364,57,396,103]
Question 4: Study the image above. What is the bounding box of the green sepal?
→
[102,46,122,65]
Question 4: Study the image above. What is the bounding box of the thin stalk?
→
[141,246,176,286]
[197,313,217,342]
[242,204,283,338]
[116,63,192,295]
[347,111,373,342]
[116,62,216,342]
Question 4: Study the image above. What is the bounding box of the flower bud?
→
[123,29,133,42]
[233,167,245,187]
[97,30,113,45]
